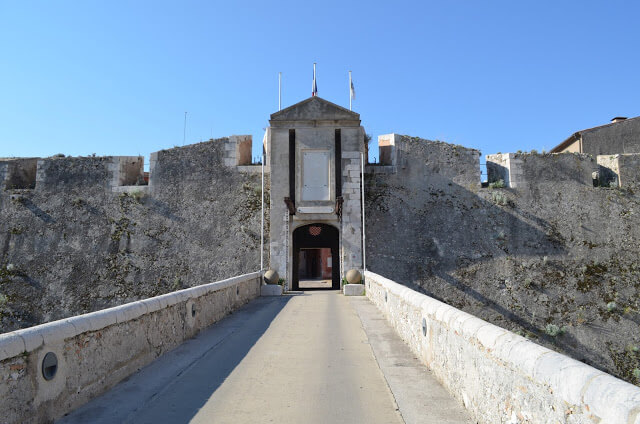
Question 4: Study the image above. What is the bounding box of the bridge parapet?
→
[0,272,261,424]
[365,271,640,424]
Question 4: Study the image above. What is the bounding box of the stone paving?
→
[60,292,470,424]
[298,278,332,288]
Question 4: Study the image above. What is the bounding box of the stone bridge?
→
[1,271,639,424]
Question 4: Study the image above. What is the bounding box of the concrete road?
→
[189,291,402,424]
[60,292,471,424]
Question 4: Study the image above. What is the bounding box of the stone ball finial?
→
[345,269,362,284]
[263,269,279,285]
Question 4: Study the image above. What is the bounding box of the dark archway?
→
[292,224,340,290]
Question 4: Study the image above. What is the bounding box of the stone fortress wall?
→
[2,128,640,387]
[0,136,266,333]
[365,133,640,385]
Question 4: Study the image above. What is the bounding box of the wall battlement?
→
[0,158,39,190]
[366,134,481,191]
[487,152,597,188]
[3,136,637,200]
[487,151,640,189]
[596,153,640,188]
[0,136,263,197]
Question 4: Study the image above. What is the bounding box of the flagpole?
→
[278,72,282,111]
[261,152,264,271]
[361,152,366,273]
[311,62,318,97]
[349,71,352,111]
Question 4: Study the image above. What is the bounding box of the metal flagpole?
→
[349,71,352,111]
[361,152,366,272]
[278,72,282,111]
[312,63,317,96]
[261,153,265,271]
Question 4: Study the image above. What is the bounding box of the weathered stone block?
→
[114,302,148,324]
[260,285,282,296]
[343,284,365,296]
[18,327,44,351]
[38,320,77,345]
[0,333,26,361]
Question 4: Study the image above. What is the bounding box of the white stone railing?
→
[365,271,640,424]
[0,272,261,424]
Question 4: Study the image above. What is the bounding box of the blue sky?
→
[1,1,639,165]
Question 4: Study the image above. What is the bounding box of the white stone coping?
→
[364,271,640,424]
[0,272,261,361]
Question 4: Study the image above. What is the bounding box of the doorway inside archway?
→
[292,224,339,290]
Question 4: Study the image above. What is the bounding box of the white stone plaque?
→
[302,151,330,200]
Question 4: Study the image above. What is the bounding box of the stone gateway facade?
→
[266,97,365,290]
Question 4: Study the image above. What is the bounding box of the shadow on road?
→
[59,295,291,424]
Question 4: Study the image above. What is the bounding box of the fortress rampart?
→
[0,135,261,195]
[365,135,640,385]
[0,137,265,333]
[2,92,640,421]
[2,131,640,387]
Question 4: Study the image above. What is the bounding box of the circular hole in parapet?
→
[42,352,58,381]
[191,304,196,317]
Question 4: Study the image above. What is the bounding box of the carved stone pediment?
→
[270,97,360,123]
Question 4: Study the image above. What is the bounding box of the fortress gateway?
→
[266,96,365,291]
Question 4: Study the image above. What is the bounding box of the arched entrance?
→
[292,223,340,290]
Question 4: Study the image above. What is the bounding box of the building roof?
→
[270,96,360,122]
[550,116,640,153]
